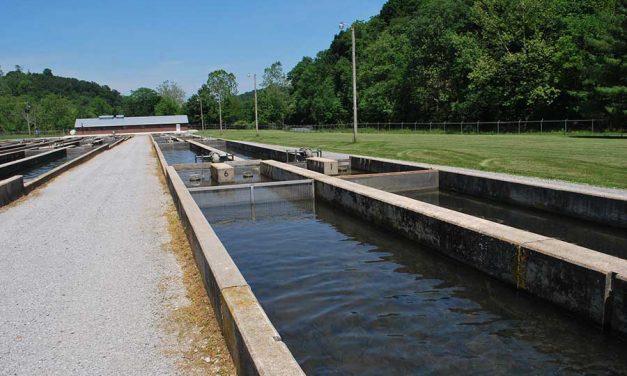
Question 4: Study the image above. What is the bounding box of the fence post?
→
[388,121,390,131]
[444,121,447,133]
[414,121,417,131]
[540,118,543,134]
[429,121,432,132]
[497,120,500,134]
[564,119,568,135]
[518,119,521,134]
[476,120,479,134]
[591,119,594,134]
[460,120,463,134]
[401,121,404,130]
[377,122,380,131]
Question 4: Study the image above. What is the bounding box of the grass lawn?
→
[199,130,627,189]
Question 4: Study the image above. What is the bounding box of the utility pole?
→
[340,21,358,143]
[25,103,32,135]
[249,73,259,136]
[218,96,223,135]
[198,97,205,131]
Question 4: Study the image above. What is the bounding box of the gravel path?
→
[0,136,186,375]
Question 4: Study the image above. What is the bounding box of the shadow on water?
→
[202,198,627,375]
[21,156,69,180]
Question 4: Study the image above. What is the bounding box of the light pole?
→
[218,95,223,135]
[248,73,259,136]
[340,21,358,143]
[25,103,32,135]
[197,97,205,131]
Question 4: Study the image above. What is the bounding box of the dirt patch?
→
[0,189,41,213]
[152,143,236,375]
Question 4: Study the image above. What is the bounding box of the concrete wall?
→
[0,175,24,207]
[24,144,110,193]
[438,171,627,228]
[612,274,627,335]
[225,140,296,162]
[0,150,25,165]
[351,155,627,229]
[0,148,67,180]
[151,137,304,375]
[351,156,426,173]
[185,139,245,162]
[261,159,627,339]
[340,170,438,192]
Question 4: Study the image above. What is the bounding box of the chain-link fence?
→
[192,119,624,135]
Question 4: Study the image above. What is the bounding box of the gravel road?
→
[0,136,186,375]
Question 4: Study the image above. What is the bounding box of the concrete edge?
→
[0,175,24,207]
[150,136,304,375]
[339,169,436,180]
[350,154,627,228]
[0,147,68,180]
[107,136,131,149]
[350,153,627,200]
[184,138,246,162]
[261,159,627,338]
[24,144,110,194]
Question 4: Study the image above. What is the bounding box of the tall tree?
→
[259,61,290,125]
[156,80,185,106]
[123,87,161,116]
[205,70,237,126]
[205,70,238,103]
[155,96,181,115]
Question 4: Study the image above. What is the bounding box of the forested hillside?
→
[287,0,626,125]
[0,67,185,133]
[186,0,625,128]
[2,0,624,132]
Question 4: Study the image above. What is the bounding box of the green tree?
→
[156,80,186,106]
[155,96,181,115]
[123,87,161,116]
[259,61,290,125]
[89,97,113,116]
[205,70,238,126]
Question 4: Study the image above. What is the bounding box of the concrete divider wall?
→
[225,140,295,162]
[612,275,627,335]
[0,175,24,206]
[185,139,245,162]
[151,137,304,375]
[0,148,67,180]
[0,150,26,165]
[340,170,439,192]
[24,144,110,193]
[261,159,627,338]
[351,156,426,173]
[438,171,627,228]
[351,155,627,229]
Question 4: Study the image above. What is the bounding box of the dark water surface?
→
[202,199,627,375]
[399,189,627,259]
[21,156,70,180]
[160,146,197,165]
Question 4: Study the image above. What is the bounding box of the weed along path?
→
[0,136,233,375]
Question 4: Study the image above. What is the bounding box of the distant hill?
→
[0,68,124,132]
[286,0,626,126]
[0,68,122,104]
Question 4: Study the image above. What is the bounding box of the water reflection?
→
[203,199,627,374]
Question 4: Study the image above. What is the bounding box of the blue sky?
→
[0,0,386,96]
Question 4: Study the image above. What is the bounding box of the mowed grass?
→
[200,130,627,189]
